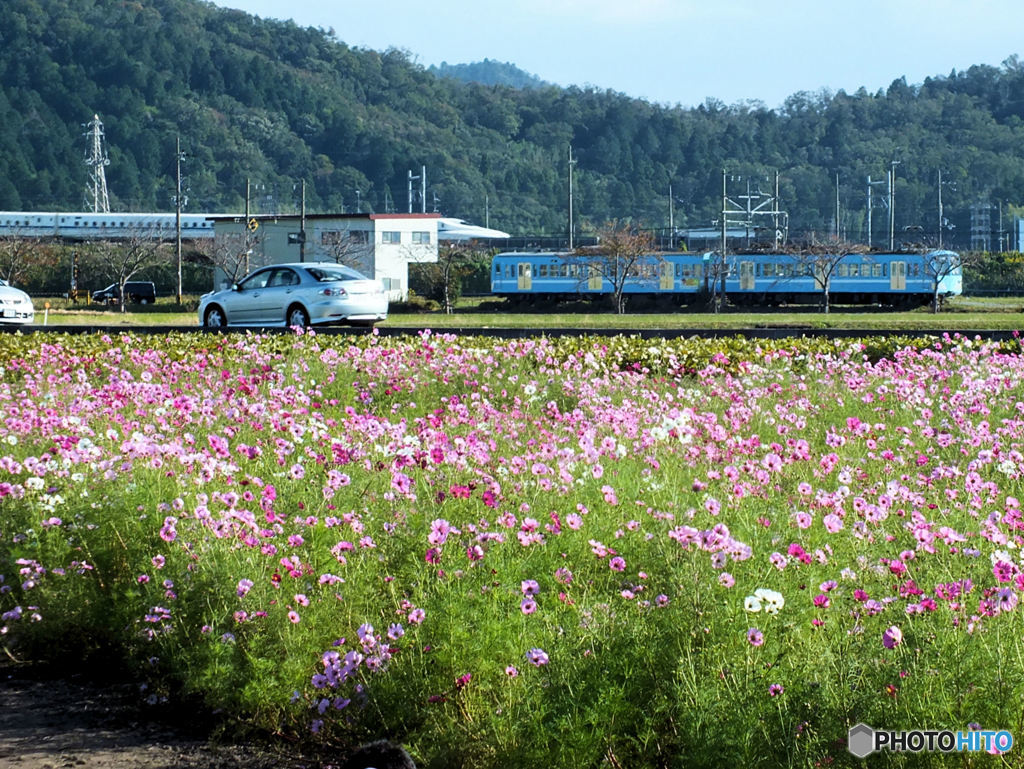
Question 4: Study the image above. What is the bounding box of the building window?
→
[381,231,401,244]
[412,231,431,244]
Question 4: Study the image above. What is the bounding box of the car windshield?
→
[305,266,368,283]
[0,279,7,287]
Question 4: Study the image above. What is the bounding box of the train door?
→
[739,261,755,290]
[660,261,673,290]
[517,262,532,291]
[588,265,602,291]
[889,261,906,290]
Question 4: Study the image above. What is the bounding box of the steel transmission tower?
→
[84,114,111,213]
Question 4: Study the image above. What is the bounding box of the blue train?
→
[491,250,963,307]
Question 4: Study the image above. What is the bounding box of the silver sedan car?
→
[0,278,35,325]
[198,262,388,328]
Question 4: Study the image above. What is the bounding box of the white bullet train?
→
[0,211,215,239]
[437,217,510,241]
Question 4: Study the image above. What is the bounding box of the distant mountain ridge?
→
[2,0,1023,244]
[429,59,549,89]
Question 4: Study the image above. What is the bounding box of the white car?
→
[0,278,34,325]
[198,262,388,328]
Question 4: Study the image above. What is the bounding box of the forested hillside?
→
[3,0,1024,246]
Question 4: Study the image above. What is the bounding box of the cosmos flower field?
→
[1,329,1023,768]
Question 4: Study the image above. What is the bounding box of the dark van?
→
[92,281,157,305]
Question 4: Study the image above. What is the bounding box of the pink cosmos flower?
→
[521,579,540,596]
[768,683,784,697]
[882,625,903,649]
[747,628,764,646]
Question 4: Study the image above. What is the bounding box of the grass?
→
[25,293,1024,331]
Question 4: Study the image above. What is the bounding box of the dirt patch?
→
[0,663,323,769]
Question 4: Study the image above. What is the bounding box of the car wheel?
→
[287,304,310,328]
[204,305,226,329]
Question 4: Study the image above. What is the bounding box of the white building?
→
[211,212,439,300]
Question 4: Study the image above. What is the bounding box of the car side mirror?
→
[232,283,241,291]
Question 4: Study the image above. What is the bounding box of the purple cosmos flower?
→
[526,648,549,667]
[747,628,764,647]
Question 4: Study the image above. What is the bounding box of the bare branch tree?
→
[88,230,169,313]
[570,223,657,314]
[195,231,262,288]
[415,242,480,313]
[789,235,870,314]
[320,230,374,274]
[0,231,57,287]
[924,249,976,313]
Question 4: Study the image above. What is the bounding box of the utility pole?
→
[669,183,674,234]
[568,144,577,250]
[718,169,727,313]
[408,167,426,214]
[835,172,840,239]
[299,179,306,263]
[866,175,885,248]
[937,170,944,249]
[175,136,183,303]
[888,159,901,251]
[245,178,251,275]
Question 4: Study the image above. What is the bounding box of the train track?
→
[3,325,1021,341]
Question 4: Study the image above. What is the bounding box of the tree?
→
[195,230,261,288]
[924,249,977,313]
[790,236,870,314]
[571,223,657,314]
[413,242,481,313]
[320,229,373,274]
[0,231,55,287]
[88,231,169,313]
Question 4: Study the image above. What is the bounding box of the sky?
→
[216,0,1024,110]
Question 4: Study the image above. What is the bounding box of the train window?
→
[538,265,547,278]
[872,264,882,278]
[696,264,703,279]
[882,264,888,277]
[560,264,568,277]
[495,264,501,275]
[838,264,848,277]
[911,263,920,277]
